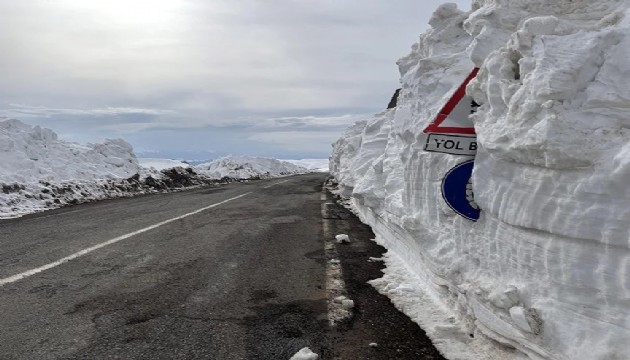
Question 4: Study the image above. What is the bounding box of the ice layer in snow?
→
[194,156,308,179]
[330,1,630,359]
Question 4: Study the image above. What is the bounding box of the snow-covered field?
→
[330,1,630,360]
[0,118,313,218]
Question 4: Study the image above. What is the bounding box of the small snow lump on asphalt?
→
[335,234,350,244]
[289,347,318,360]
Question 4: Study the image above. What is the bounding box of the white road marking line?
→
[0,192,252,287]
[321,187,352,326]
[263,179,290,188]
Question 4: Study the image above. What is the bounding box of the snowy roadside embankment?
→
[282,159,330,172]
[0,118,140,184]
[0,119,309,219]
[0,118,220,218]
[194,156,308,179]
[330,2,630,360]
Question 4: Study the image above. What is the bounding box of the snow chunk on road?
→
[341,299,355,310]
[335,234,350,243]
[194,156,308,180]
[333,295,355,310]
[289,347,318,360]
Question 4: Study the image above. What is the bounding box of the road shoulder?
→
[321,186,445,360]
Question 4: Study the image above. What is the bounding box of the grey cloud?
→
[0,0,470,159]
[255,114,367,131]
[5,104,174,117]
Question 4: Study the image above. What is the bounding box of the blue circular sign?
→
[441,160,480,221]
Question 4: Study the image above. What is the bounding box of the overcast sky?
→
[0,0,469,160]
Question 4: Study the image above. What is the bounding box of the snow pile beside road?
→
[330,1,630,360]
[282,159,329,172]
[0,119,223,218]
[138,158,191,171]
[0,120,314,219]
[195,156,309,179]
[0,118,139,184]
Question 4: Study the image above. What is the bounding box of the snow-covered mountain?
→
[194,156,308,179]
[330,1,630,360]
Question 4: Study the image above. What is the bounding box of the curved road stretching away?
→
[0,174,328,359]
[0,173,445,360]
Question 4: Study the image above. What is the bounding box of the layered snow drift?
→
[330,1,630,360]
[194,156,308,179]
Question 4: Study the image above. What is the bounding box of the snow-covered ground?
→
[282,159,329,172]
[0,119,314,218]
[138,158,190,171]
[330,1,630,360]
[194,156,309,179]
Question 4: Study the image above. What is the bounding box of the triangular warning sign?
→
[423,68,479,135]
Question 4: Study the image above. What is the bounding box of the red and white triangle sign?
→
[423,68,479,156]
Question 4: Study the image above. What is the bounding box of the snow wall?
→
[330,1,630,359]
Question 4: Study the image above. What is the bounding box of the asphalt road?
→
[0,173,445,360]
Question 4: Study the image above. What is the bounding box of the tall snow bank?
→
[195,156,308,179]
[330,1,630,360]
[0,118,139,184]
[0,119,229,218]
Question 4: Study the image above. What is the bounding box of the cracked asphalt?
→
[0,174,444,359]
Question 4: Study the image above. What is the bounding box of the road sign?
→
[424,133,477,156]
[422,68,479,156]
[423,68,479,136]
[441,160,480,221]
